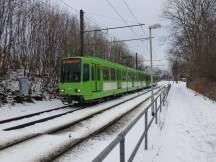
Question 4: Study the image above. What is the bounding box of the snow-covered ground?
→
[0,87,162,162]
[0,99,64,120]
[1,82,216,162]
[54,82,216,162]
[134,82,216,162]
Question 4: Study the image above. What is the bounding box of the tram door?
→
[117,69,121,89]
[95,64,101,91]
[91,64,96,92]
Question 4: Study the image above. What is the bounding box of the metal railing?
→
[92,84,171,162]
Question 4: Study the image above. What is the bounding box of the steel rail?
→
[0,86,166,162]
[3,86,163,131]
[39,86,167,162]
[0,86,163,150]
[92,84,171,162]
[0,86,156,126]
[3,106,87,131]
[0,105,73,124]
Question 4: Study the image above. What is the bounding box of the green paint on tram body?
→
[59,56,151,102]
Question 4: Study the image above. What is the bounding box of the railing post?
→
[160,94,162,112]
[163,91,165,106]
[155,100,158,124]
[165,87,168,103]
[120,137,125,162]
[144,111,148,150]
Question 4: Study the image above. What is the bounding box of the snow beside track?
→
[2,82,214,162]
[54,82,216,162]
[0,108,74,130]
[0,88,162,161]
[135,82,216,162]
[0,87,162,147]
[0,99,64,120]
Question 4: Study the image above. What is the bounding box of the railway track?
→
[0,86,164,151]
[52,86,168,161]
[0,86,157,129]
[0,85,167,162]
[1,85,163,132]
[2,106,87,131]
[0,105,88,131]
[0,105,72,124]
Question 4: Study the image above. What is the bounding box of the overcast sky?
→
[48,0,169,70]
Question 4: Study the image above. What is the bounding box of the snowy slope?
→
[0,88,162,162]
[135,82,216,162]
[55,82,216,162]
[0,99,64,120]
[1,82,215,162]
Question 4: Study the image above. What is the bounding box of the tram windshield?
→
[60,59,81,82]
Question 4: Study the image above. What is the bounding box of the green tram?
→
[59,56,151,104]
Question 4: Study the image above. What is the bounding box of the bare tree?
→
[0,0,145,93]
[165,0,216,86]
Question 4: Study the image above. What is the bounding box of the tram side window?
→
[144,75,147,81]
[103,67,109,80]
[128,72,131,81]
[110,68,116,80]
[97,66,100,80]
[132,73,134,81]
[91,65,95,81]
[134,73,137,81]
[83,64,89,81]
[128,72,130,81]
[146,75,150,81]
[122,71,126,81]
[117,69,121,80]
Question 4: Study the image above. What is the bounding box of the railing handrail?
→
[92,84,171,162]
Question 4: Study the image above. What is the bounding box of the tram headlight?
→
[60,89,64,92]
[74,88,80,93]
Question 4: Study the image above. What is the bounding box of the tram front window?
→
[61,59,81,82]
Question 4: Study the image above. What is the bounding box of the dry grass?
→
[189,78,216,101]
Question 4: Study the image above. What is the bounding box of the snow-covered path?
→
[1,82,216,162]
[136,82,216,162]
